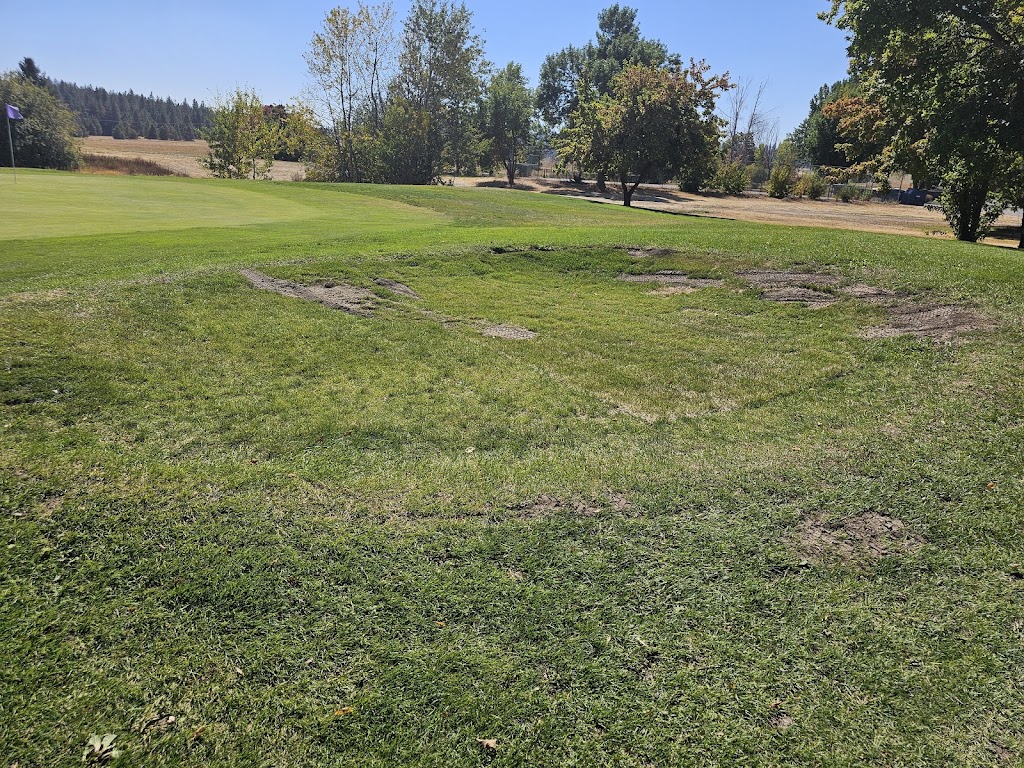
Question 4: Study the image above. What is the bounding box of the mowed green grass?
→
[1,171,1023,766]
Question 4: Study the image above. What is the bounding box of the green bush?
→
[795,173,826,200]
[836,185,856,202]
[714,161,749,195]
[765,164,794,198]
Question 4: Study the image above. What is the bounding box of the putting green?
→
[0,169,443,240]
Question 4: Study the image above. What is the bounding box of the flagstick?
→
[5,111,15,184]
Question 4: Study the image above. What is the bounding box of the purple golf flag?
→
[6,104,24,121]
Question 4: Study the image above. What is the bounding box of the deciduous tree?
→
[482,63,534,187]
[559,62,727,206]
[824,0,1024,243]
[305,2,396,182]
[201,89,279,180]
[389,0,487,182]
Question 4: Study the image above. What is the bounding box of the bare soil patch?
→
[735,269,846,288]
[509,495,600,519]
[374,279,420,299]
[241,269,376,315]
[482,324,537,340]
[840,283,897,301]
[860,303,995,341]
[798,512,925,563]
[627,247,677,259]
[760,286,838,307]
[732,268,992,337]
[618,271,725,291]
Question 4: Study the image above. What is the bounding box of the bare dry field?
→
[457,176,1023,248]
[81,136,306,182]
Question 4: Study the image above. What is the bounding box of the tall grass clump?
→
[81,154,183,177]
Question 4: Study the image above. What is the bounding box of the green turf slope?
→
[1,173,1023,767]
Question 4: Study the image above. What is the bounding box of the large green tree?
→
[559,62,727,207]
[482,63,535,187]
[0,70,80,171]
[824,0,1024,244]
[538,5,671,127]
[388,0,488,182]
[788,80,859,167]
[539,5,674,189]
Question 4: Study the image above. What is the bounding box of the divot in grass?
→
[482,324,537,340]
[241,269,377,316]
[732,268,994,338]
[860,303,994,341]
[374,278,421,299]
[760,286,838,307]
[626,246,677,259]
[618,271,725,291]
[508,495,601,519]
[798,511,925,564]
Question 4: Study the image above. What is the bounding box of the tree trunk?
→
[505,158,515,188]
[1019,207,1024,249]
[596,170,607,193]
[621,170,646,207]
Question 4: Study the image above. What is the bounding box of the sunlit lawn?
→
[1,170,1022,766]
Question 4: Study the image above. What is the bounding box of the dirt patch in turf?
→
[482,324,537,340]
[242,269,377,315]
[618,272,725,291]
[798,512,925,563]
[374,279,420,299]
[840,283,897,301]
[735,269,846,288]
[860,303,995,341]
[733,268,993,336]
[760,286,838,307]
[510,495,601,518]
[627,247,677,259]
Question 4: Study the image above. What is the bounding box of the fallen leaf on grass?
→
[191,726,207,740]
[334,707,355,717]
[476,738,498,751]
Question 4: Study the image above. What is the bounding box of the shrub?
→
[795,173,826,200]
[714,161,749,195]
[836,185,857,202]
[766,164,794,198]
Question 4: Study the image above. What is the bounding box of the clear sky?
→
[1,0,851,135]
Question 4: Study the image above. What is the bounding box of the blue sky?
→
[1,1,851,135]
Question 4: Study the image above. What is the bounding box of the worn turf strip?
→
[1,171,1023,766]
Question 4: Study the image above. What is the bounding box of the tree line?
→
[204,1,731,201]
[9,57,212,141]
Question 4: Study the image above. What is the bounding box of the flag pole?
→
[5,109,15,184]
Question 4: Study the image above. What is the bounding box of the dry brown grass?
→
[80,136,305,181]
[81,153,185,177]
